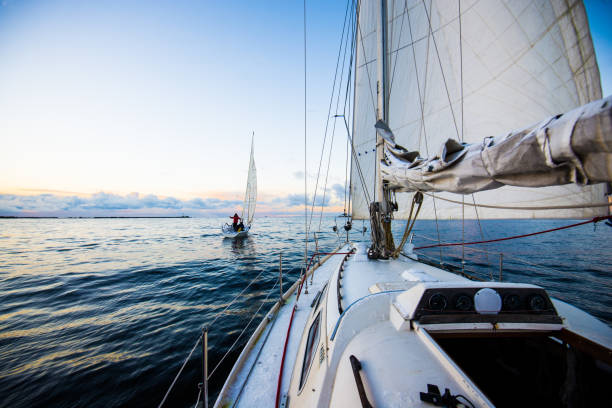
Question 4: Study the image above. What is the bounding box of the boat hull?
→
[221,224,250,239]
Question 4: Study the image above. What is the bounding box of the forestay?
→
[350,0,606,219]
[242,136,257,226]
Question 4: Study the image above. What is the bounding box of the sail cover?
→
[383,96,612,194]
[351,0,606,219]
[242,137,257,226]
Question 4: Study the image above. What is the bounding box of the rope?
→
[275,250,350,408]
[158,334,201,408]
[158,266,269,407]
[193,389,202,408]
[392,192,423,257]
[210,268,267,327]
[309,0,352,234]
[208,277,280,380]
[421,191,611,210]
[303,0,308,286]
[414,216,611,250]
[459,0,465,274]
[421,0,460,141]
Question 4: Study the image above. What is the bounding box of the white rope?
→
[158,267,269,407]
[207,278,279,380]
[193,389,202,408]
[158,334,201,408]
[209,268,267,327]
[421,192,611,210]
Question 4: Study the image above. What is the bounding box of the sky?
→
[1,0,611,217]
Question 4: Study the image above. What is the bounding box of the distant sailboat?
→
[222,134,257,239]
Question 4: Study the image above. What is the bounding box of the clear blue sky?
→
[0,0,611,217]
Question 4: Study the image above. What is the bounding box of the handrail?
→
[349,355,373,408]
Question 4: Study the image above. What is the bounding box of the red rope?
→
[275,304,296,408]
[275,250,351,407]
[414,216,611,250]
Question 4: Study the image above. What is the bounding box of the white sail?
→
[242,136,257,226]
[351,0,605,219]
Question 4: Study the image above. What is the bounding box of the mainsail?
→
[242,135,257,226]
[351,0,607,219]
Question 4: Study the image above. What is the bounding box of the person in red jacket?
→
[230,213,241,231]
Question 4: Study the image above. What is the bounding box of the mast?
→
[375,0,387,204]
[370,0,395,257]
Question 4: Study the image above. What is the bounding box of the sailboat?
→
[207,1,612,407]
[221,134,257,239]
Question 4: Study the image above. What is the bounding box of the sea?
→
[1,216,610,407]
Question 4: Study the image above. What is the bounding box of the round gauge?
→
[454,294,473,311]
[503,294,521,311]
[428,293,447,311]
[474,288,502,315]
[529,294,547,311]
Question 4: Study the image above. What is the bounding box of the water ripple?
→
[0,217,609,407]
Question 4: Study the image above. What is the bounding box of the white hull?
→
[221,224,250,239]
[214,242,612,407]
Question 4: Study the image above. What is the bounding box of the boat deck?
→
[214,242,612,408]
[214,246,348,407]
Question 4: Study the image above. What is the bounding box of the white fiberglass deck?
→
[214,247,348,408]
[214,242,612,408]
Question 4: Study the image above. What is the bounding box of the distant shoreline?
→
[0,216,191,219]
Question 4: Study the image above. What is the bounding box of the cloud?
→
[0,192,242,215]
[271,191,337,208]
[293,171,304,179]
[331,183,346,201]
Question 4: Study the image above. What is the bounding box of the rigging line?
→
[317,118,337,232]
[209,267,268,327]
[416,233,592,280]
[304,0,308,277]
[421,0,461,140]
[388,0,408,98]
[405,0,442,261]
[193,389,201,408]
[347,1,358,216]
[339,28,372,209]
[308,0,352,234]
[343,3,358,118]
[355,0,378,116]
[159,265,269,407]
[420,191,612,210]
[472,193,488,261]
[344,122,350,213]
[459,0,465,273]
[208,277,279,380]
[317,3,355,232]
[343,115,372,205]
[342,0,357,216]
[158,334,201,408]
[414,215,612,250]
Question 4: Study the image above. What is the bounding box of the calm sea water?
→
[0,217,610,407]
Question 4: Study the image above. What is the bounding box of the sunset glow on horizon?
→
[1,0,611,217]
